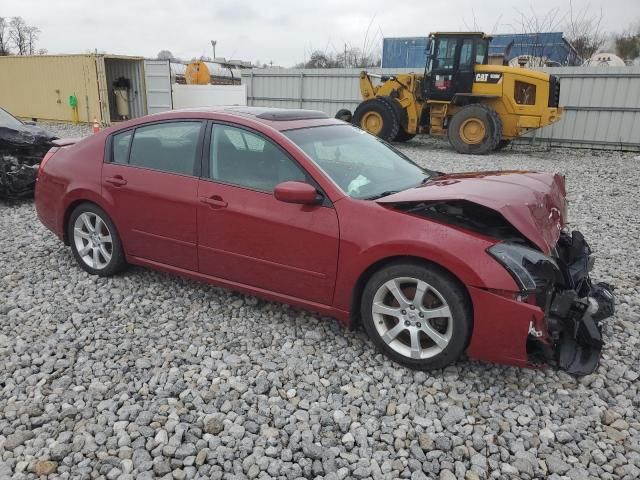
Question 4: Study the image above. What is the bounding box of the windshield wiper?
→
[364,190,400,200]
[365,175,433,200]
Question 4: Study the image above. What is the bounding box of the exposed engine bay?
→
[392,199,615,375]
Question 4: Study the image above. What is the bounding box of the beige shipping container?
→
[0,54,160,125]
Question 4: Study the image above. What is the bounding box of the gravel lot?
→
[1,122,639,479]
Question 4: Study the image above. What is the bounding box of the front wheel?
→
[352,98,400,142]
[68,203,126,276]
[394,129,416,142]
[361,262,471,370]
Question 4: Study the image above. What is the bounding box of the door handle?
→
[200,195,227,208]
[105,176,127,187]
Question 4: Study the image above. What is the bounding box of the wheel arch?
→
[349,254,473,331]
[61,196,118,246]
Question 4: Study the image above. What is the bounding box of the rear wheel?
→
[447,104,501,154]
[496,139,512,150]
[352,98,400,141]
[68,203,126,277]
[361,262,472,370]
[335,108,353,122]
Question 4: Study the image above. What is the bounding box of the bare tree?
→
[0,17,10,55]
[25,25,40,55]
[9,17,29,55]
[508,6,566,64]
[336,45,380,68]
[564,1,606,61]
[615,22,640,61]
[303,50,339,68]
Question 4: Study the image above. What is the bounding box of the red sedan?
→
[35,107,614,375]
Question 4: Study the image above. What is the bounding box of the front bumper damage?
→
[528,230,615,376]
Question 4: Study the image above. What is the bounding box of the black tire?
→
[335,108,353,122]
[394,129,417,142]
[352,98,400,142]
[67,202,126,277]
[376,96,416,142]
[447,104,502,154]
[361,262,472,371]
[495,139,512,150]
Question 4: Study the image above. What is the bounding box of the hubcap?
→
[459,118,486,144]
[372,277,453,360]
[73,212,113,270]
[361,111,384,135]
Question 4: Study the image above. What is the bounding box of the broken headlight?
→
[488,242,563,294]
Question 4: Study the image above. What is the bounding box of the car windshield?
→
[284,124,433,199]
[0,107,24,128]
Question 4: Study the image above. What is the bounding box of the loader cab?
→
[424,32,490,101]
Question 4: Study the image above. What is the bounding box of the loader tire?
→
[376,96,416,142]
[394,129,417,142]
[335,108,353,122]
[352,98,400,142]
[448,104,502,154]
[495,139,512,150]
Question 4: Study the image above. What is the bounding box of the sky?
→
[2,0,639,66]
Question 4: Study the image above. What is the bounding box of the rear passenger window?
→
[128,122,202,175]
[112,131,132,164]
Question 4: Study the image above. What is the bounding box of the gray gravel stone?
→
[1,134,639,480]
[3,430,34,451]
[546,455,571,475]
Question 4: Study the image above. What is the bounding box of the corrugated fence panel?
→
[530,66,640,150]
[243,66,640,150]
[242,68,416,116]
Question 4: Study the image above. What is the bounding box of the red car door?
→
[197,123,340,305]
[102,121,204,271]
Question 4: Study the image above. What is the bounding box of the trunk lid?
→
[52,138,83,147]
[377,171,567,254]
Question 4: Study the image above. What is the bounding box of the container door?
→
[95,55,110,125]
[143,59,172,114]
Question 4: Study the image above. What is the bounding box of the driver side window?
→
[210,124,307,192]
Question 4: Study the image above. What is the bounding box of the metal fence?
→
[241,68,413,117]
[242,66,640,151]
[531,66,640,150]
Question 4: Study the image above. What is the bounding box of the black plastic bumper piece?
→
[556,282,615,376]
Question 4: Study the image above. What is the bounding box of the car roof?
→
[147,106,344,131]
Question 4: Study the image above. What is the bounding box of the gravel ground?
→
[1,122,639,479]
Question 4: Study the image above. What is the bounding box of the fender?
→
[331,199,518,313]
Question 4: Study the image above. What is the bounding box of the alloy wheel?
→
[372,277,453,360]
[73,212,113,270]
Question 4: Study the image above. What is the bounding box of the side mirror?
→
[274,181,321,205]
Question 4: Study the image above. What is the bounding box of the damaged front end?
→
[0,125,56,201]
[488,231,615,376]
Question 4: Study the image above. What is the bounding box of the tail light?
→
[38,147,59,177]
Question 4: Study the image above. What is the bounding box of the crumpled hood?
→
[377,171,567,254]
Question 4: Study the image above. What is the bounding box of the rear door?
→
[196,123,340,305]
[102,120,204,271]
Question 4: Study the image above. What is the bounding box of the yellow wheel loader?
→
[337,32,563,154]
